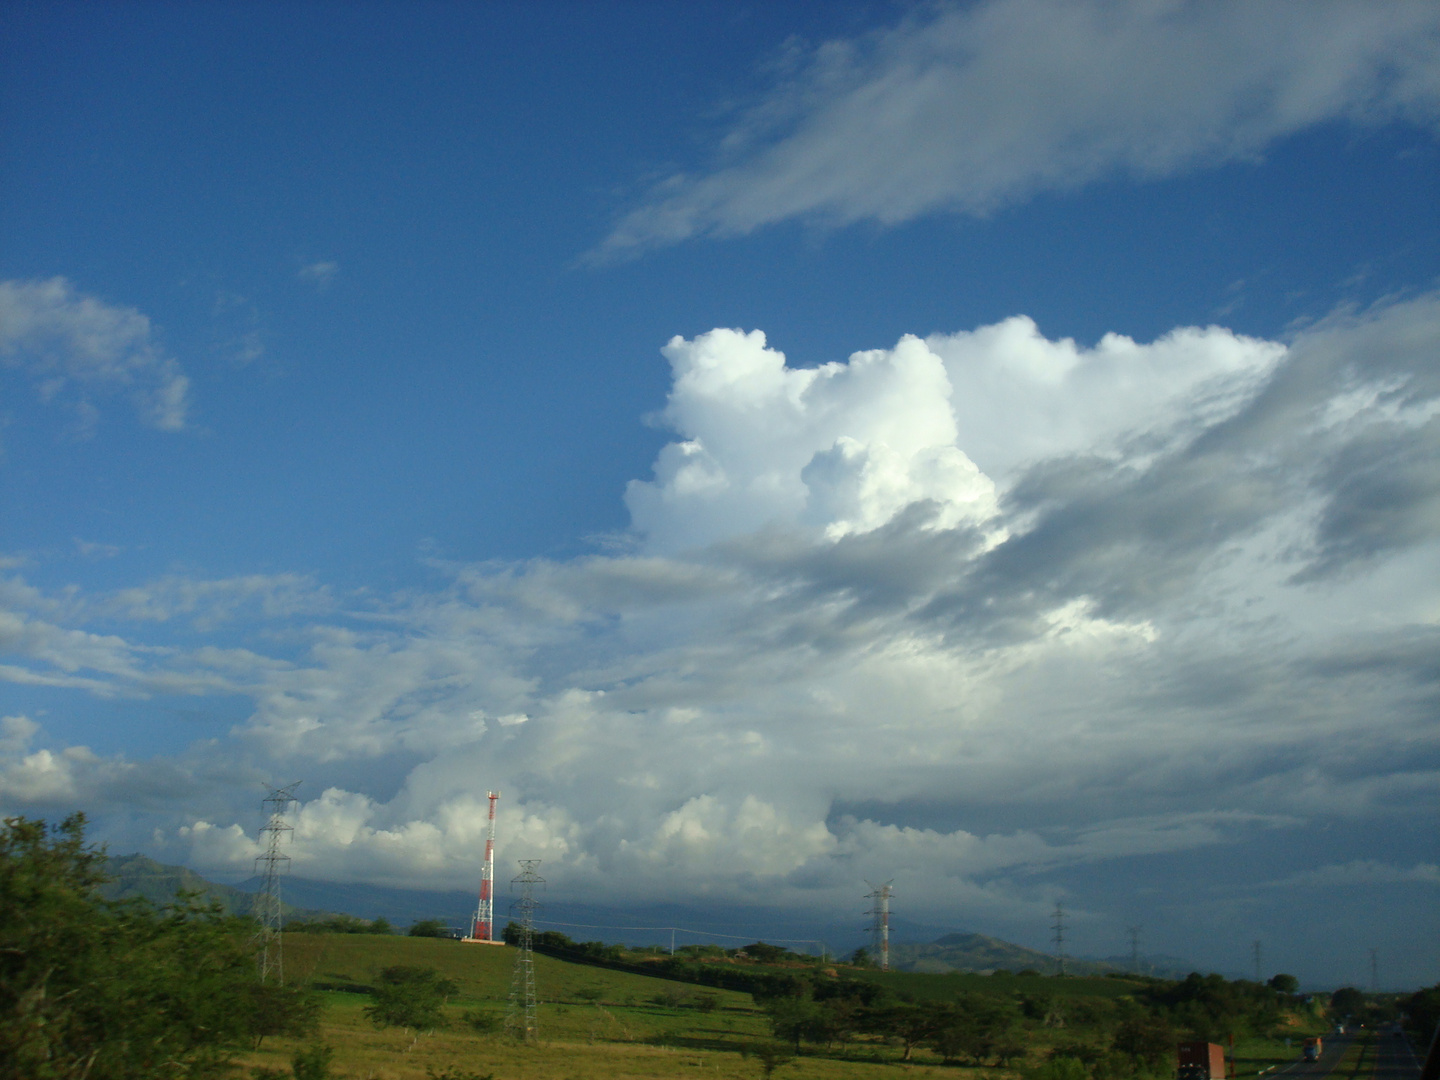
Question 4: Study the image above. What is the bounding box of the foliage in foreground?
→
[0,814,320,1079]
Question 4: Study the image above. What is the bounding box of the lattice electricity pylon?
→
[1051,900,1067,977]
[252,781,300,983]
[505,859,544,1041]
[864,880,893,972]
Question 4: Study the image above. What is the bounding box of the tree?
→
[742,1042,795,1078]
[1330,987,1365,1019]
[290,1044,336,1080]
[1,814,279,1079]
[408,918,449,938]
[1401,984,1440,1044]
[862,1002,950,1061]
[763,996,826,1051]
[364,966,458,1033]
[1112,1012,1178,1073]
[1032,1060,1090,1080]
[1268,974,1299,995]
[932,993,1019,1065]
[370,916,393,934]
[241,982,324,1049]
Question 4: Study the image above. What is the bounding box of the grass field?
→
[234,934,1321,1080]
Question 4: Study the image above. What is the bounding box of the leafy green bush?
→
[1,814,301,1080]
[364,966,457,1032]
[290,1044,335,1080]
[1031,1057,1091,1080]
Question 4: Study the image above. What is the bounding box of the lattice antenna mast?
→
[471,791,501,941]
[505,859,544,1041]
[1127,925,1142,974]
[252,781,300,983]
[1051,901,1067,977]
[864,880,893,972]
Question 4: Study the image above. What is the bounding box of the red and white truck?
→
[1178,1043,1229,1080]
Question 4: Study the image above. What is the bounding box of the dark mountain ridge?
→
[99,855,1200,975]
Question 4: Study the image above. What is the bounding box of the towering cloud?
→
[0,297,1435,977]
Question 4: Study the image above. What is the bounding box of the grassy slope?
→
[238,935,1320,1080]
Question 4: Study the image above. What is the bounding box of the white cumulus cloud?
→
[627,328,1000,551]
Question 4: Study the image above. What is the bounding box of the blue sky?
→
[1,0,1437,988]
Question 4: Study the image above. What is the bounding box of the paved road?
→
[1372,1026,1424,1080]
[1263,1029,1422,1080]
[1268,1033,1356,1080]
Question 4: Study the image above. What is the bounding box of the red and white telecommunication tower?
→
[468,790,501,942]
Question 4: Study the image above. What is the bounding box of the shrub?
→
[1,814,289,1079]
[291,1044,335,1080]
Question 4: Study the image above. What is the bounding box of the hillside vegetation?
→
[234,928,1337,1080]
[9,814,1426,1080]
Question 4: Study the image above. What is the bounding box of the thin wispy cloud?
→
[298,261,339,287]
[595,0,1440,259]
[0,277,191,431]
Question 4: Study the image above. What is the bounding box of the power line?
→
[530,917,828,952]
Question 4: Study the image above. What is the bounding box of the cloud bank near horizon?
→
[1,295,1436,944]
[594,0,1440,258]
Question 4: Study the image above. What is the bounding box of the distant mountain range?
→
[887,931,1196,979]
[100,853,339,923]
[99,854,1199,977]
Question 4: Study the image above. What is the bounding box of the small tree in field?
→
[364,966,458,1034]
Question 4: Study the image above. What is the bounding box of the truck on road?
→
[1303,1038,1323,1062]
[1178,1043,1229,1080]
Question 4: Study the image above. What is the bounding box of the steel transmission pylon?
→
[252,781,300,983]
[1127,925,1143,974]
[1051,901,1067,977]
[864,880,893,972]
[505,859,544,1041]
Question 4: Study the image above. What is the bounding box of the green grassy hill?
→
[235,931,1306,1080]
